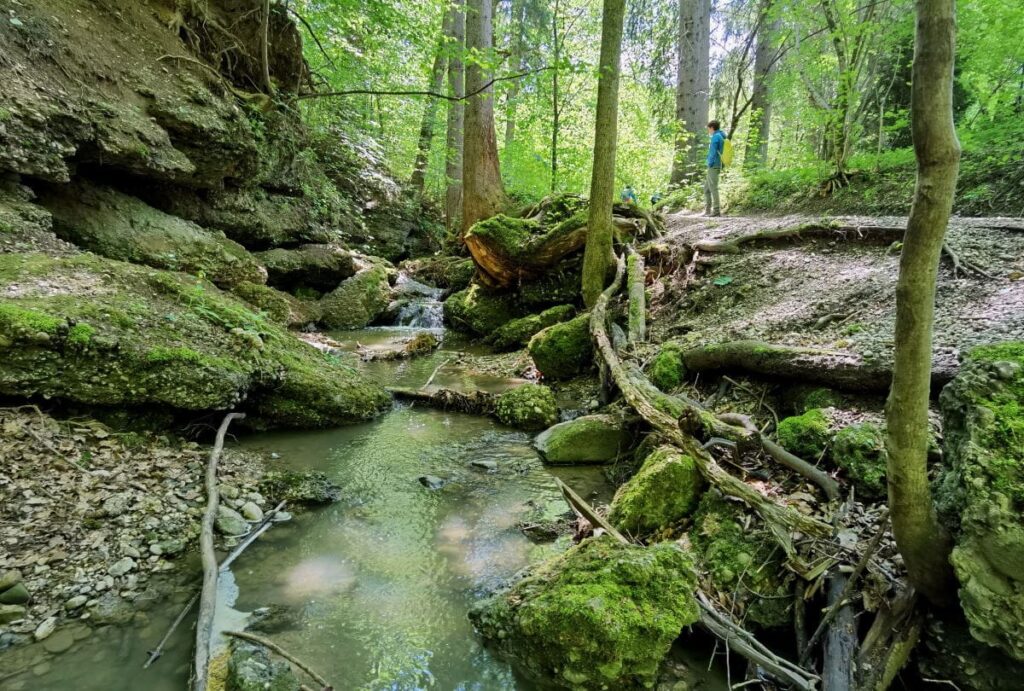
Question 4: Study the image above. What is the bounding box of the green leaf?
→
[713,276,734,286]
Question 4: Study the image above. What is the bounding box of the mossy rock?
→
[788,386,844,413]
[690,493,793,628]
[227,640,300,691]
[318,265,392,329]
[647,342,686,391]
[259,469,341,504]
[516,258,583,307]
[937,342,1024,660]
[527,313,593,380]
[469,537,699,690]
[609,446,704,535]
[0,252,389,428]
[490,304,576,351]
[254,243,356,292]
[833,422,887,499]
[534,413,633,465]
[400,255,476,291]
[232,281,319,327]
[442,284,522,335]
[776,408,833,460]
[38,182,266,288]
[494,384,558,431]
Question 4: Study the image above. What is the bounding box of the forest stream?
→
[0,315,728,690]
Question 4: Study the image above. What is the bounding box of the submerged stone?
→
[470,536,699,689]
[527,314,593,380]
[495,384,559,431]
[259,470,342,505]
[443,284,522,335]
[227,640,300,691]
[534,413,633,465]
[418,475,447,490]
[609,446,704,535]
[318,265,393,329]
[938,343,1024,660]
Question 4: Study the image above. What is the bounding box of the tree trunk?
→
[670,0,711,185]
[884,0,959,607]
[410,22,450,195]
[504,0,527,148]
[747,10,778,169]
[260,0,275,96]
[445,0,466,235]
[581,0,626,307]
[462,0,507,234]
[551,0,561,192]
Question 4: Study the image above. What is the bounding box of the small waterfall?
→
[391,272,444,329]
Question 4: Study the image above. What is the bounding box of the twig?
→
[192,412,245,691]
[554,477,628,544]
[286,7,336,68]
[297,66,552,102]
[223,631,332,689]
[762,438,840,500]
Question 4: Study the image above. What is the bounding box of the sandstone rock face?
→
[938,343,1024,660]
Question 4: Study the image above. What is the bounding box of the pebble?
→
[123,545,141,559]
[0,569,23,592]
[0,583,31,604]
[216,506,250,536]
[0,604,27,624]
[64,595,87,610]
[219,484,240,500]
[102,493,132,517]
[240,502,263,522]
[108,557,136,577]
[33,616,57,641]
[42,628,75,654]
[418,475,446,490]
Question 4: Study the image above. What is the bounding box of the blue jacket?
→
[707,130,726,168]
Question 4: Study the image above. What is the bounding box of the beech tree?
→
[445,0,466,233]
[581,0,626,307]
[462,0,507,233]
[670,0,711,185]
[884,0,960,606]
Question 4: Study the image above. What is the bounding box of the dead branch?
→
[192,412,245,691]
[223,631,332,689]
[387,386,498,416]
[693,222,904,253]
[554,477,628,543]
[298,66,552,102]
[626,247,646,345]
[856,587,921,690]
[762,437,840,501]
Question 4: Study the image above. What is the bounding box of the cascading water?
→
[390,272,444,329]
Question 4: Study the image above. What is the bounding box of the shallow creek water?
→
[5,328,728,690]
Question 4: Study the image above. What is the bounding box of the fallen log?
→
[626,248,646,345]
[590,256,831,565]
[192,412,244,691]
[388,386,498,416]
[680,340,957,393]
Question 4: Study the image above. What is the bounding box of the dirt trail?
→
[651,212,1024,376]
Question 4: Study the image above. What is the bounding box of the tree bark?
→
[550,0,561,191]
[462,0,507,234]
[884,0,959,606]
[410,20,451,195]
[445,0,466,235]
[747,8,778,169]
[581,0,626,307]
[504,0,527,148]
[670,0,711,185]
[260,0,275,96]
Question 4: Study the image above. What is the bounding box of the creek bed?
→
[2,329,727,690]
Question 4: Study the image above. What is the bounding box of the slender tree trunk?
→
[670,0,711,185]
[445,0,466,235]
[747,11,778,169]
[551,0,561,192]
[462,0,507,234]
[504,0,527,148]
[581,0,626,307]
[260,0,275,96]
[410,24,450,195]
[884,0,959,607]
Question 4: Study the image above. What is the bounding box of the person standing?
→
[704,120,726,216]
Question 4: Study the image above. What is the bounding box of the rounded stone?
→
[42,628,75,654]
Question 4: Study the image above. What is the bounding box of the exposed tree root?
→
[590,257,831,567]
[856,587,921,690]
[680,340,957,393]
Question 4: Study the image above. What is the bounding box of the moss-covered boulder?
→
[491,305,576,351]
[0,252,389,428]
[443,284,522,335]
[318,265,392,329]
[227,640,300,691]
[648,342,686,391]
[609,446,704,535]
[469,537,699,689]
[690,493,793,628]
[495,384,558,431]
[400,255,476,291]
[527,314,593,380]
[253,243,356,292]
[776,408,833,459]
[232,282,319,327]
[832,422,887,499]
[37,182,266,289]
[534,413,633,464]
[938,343,1024,660]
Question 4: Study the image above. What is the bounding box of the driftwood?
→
[821,573,857,691]
[223,631,332,690]
[387,386,498,416]
[590,257,831,565]
[554,477,628,543]
[626,248,646,344]
[192,412,244,691]
[144,500,289,669]
[680,340,957,393]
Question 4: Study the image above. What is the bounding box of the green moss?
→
[648,342,686,391]
[776,408,832,459]
[527,313,593,380]
[690,493,793,628]
[490,304,575,351]
[318,265,391,330]
[469,537,699,689]
[0,303,62,336]
[443,284,521,335]
[232,281,318,326]
[833,423,887,499]
[66,323,95,347]
[800,387,843,412]
[609,446,704,535]
[494,384,558,431]
[534,413,633,465]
